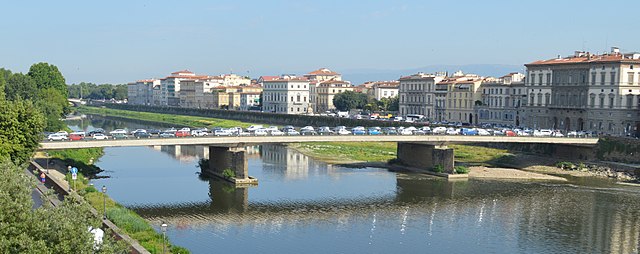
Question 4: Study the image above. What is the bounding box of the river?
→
[68,115,640,254]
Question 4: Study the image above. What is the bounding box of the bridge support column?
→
[397,143,454,173]
[204,146,248,179]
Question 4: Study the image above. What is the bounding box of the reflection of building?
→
[151,145,209,162]
[261,144,310,180]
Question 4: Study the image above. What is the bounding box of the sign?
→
[71,167,78,174]
[72,173,78,180]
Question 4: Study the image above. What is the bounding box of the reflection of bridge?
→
[40,136,598,178]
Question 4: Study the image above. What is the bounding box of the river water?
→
[68,115,640,254]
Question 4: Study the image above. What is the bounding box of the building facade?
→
[523,48,640,135]
[438,73,483,124]
[315,80,353,113]
[398,72,446,119]
[366,81,399,100]
[127,79,160,105]
[475,73,526,126]
[262,75,311,114]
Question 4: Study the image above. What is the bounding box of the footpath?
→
[30,155,150,254]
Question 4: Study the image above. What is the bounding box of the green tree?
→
[27,62,67,96]
[0,70,5,100]
[333,91,368,111]
[36,88,67,132]
[5,73,38,101]
[113,84,128,100]
[388,96,399,111]
[0,99,45,164]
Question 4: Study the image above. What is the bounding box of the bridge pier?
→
[397,142,455,173]
[204,146,248,179]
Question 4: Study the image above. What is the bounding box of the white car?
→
[47,133,68,141]
[477,129,491,136]
[286,129,300,135]
[270,129,285,136]
[552,131,564,137]
[534,129,553,137]
[301,126,315,132]
[337,129,351,135]
[254,129,269,136]
[179,127,191,132]
[92,133,109,140]
[247,125,264,132]
[266,126,279,132]
[109,129,127,135]
[214,129,232,136]
[130,129,147,135]
[445,128,459,135]
[432,127,447,134]
[398,128,413,135]
[55,131,69,137]
[191,130,208,137]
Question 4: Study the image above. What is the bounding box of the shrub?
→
[432,164,444,173]
[454,166,469,174]
[555,161,575,170]
[222,168,236,179]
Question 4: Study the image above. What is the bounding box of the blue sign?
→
[71,167,78,174]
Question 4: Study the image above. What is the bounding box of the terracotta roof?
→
[319,80,350,85]
[259,76,280,81]
[171,69,194,74]
[137,79,157,83]
[527,53,640,66]
[263,77,309,82]
[306,68,340,76]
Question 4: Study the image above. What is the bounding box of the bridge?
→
[39,135,599,182]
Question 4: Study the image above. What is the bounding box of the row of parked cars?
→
[45,124,587,142]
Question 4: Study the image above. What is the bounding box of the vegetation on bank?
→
[45,148,105,176]
[70,173,189,254]
[78,106,259,128]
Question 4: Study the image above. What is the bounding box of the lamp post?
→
[45,152,49,174]
[101,185,107,220]
[67,166,72,191]
[161,222,168,254]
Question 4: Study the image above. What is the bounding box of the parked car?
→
[247,125,264,132]
[111,133,129,139]
[266,126,279,132]
[352,127,366,135]
[301,129,317,135]
[159,132,175,138]
[461,128,478,136]
[179,127,191,132]
[134,131,151,139]
[191,130,208,137]
[214,129,232,136]
[175,130,190,137]
[92,133,109,140]
[88,128,105,136]
[336,129,351,135]
[163,128,177,134]
[505,130,517,137]
[147,129,161,135]
[254,129,269,136]
[432,126,447,135]
[398,128,413,135]
[318,126,334,135]
[383,127,398,135]
[69,132,85,141]
[533,129,553,137]
[368,127,382,135]
[270,129,285,136]
[286,129,300,135]
[282,125,296,132]
[47,133,68,141]
[477,129,491,136]
[445,128,459,135]
[130,129,147,135]
[109,129,127,135]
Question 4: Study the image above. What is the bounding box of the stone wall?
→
[595,136,640,164]
[95,103,418,128]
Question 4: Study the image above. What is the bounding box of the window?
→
[611,72,616,85]
[590,94,595,108]
[627,95,633,109]
[537,93,542,106]
[531,74,536,85]
[599,96,604,108]
[600,73,606,85]
[609,95,614,108]
[538,74,543,85]
[546,74,551,85]
[629,72,635,85]
[545,93,550,105]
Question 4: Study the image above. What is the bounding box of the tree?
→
[27,62,67,96]
[0,71,5,100]
[36,88,67,132]
[5,73,38,101]
[333,91,368,111]
[0,99,45,164]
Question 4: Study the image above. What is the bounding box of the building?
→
[221,74,251,87]
[127,79,160,105]
[303,68,342,82]
[436,72,484,124]
[262,75,311,114]
[240,92,261,110]
[160,70,210,106]
[398,72,446,119]
[178,78,224,109]
[475,73,526,126]
[369,81,399,100]
[523,48,640,135]
[315,80,353,113]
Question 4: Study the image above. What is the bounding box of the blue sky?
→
[1,0,638,84]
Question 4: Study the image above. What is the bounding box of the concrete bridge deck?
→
[39,135,599,150]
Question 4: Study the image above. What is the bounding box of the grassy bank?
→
[46,148,105,176]
[290,142,510,164]
[66,173,189,254]
[78,106,258,128]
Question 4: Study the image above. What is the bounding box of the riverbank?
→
[32,153,189,253]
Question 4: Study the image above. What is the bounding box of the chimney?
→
[611,47,620,54]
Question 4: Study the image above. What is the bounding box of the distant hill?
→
[342,64,522,85]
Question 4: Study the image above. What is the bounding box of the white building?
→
[369,81,399,100]
[262,75,311,114]
[240,92,261,110]
[476,73,526,126]
[398,72,446,119]
[315,80,353,113]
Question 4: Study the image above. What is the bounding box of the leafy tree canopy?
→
[5,73,38,101]
[27,62,67,96]
[0,99,45,164]
[333,91,368,111]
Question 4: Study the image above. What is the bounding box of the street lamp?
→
[45,152,49,174]
[101,185,107,220]
[161,222,168,254]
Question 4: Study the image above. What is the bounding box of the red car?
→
[69,133,85,141]
[175,130,190,137]
[505,130,517,137]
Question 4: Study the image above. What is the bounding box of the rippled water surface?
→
[74,116,640,254]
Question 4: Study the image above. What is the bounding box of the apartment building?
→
[475,73,526,126]
[398,72,446,119]
[523,48,640,135]
[303,68,342,82]
[366,81,399,100]
[437,73,484,124]
[262,75,311,114]
[127,79,160,105]
[315,80,353,112]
